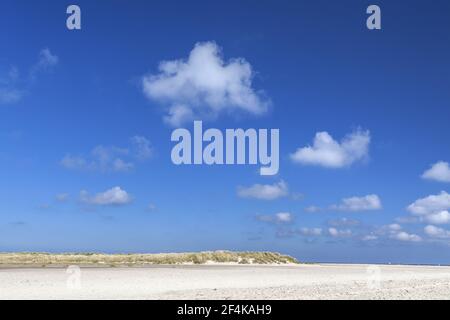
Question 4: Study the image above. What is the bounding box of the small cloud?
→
[328,227,352,238]
[330,194,382,212]
[141,41,269,126]
[391,231,422,242]
[0,66,24,105]
[422,161,450,183]
[298,227,322,236]
[30,48,59,79]
[1,48,58,105]
[147,203,157,211]
[0,88,24,104]
[407,191,450,216]
[290,129,370,168]
[387,223,402,231]
[80,186,132,206]
[362,234,378,241]
[237,180,288,200]
[255,212,293,224]
[130,136,153,160]
[424,225,450,239]
[61,136,152,173]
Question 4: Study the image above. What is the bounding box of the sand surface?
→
[1,264,450,299]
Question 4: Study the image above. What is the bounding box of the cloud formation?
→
[237,180,288,200]
[422,161,450,183]
[298,227,322,236]
[1,48,58,105]
[424,225,450,239]
[61,136,152,173]
[407,191,450,216]
[391,231,422,242]
[142,41,269,126]
[330,194,382,212]
[80,186,132,206]
[256,212,293,224]
[290,129,370,168]
[328,227,352,238]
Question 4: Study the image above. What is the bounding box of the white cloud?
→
[37,48,59,69]
[290,129,370,168]
[330,194,382,212]
[328,227,352,237]
[80,186,132,206]
[61,136,152,173]
[256,212,293,224]
[237,180,288,200]
[299,227,322,236]
[30,48,59,80]
[142,41,269,126]
[362,235,378,241]
[1,48,58,105]
[1,66,24,104]
[424,210,450,225]
[130,136,153,160]
[388,223,402,231]
[424,225,450,239]
[407,191,450,216]
[327,217,360,227]
[422,161,450,183]
[391,231,422,242]
[0,88,23,104]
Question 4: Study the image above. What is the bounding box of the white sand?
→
[1,264,450,299]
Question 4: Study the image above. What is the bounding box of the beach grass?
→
[0,250,299,266]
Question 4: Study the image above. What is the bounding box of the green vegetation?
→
[0,251,299,266]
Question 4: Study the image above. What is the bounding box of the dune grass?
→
[0,251,299,266]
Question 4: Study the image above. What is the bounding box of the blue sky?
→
[1,0,450,264]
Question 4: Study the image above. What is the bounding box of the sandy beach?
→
[1,264,450,299]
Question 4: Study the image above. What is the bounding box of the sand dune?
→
[1,264,450,299]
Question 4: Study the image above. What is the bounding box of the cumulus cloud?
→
[424,225,450,239]
[407,191,450,216]
[237,180,288,200]
[330,194,382,212]
[61,136,152,173]
[80,186,132,206]
[142,41,269,126]
[290,129,370,168]
[424,210,450,224]
[391,231,422,242]
[256,212,293,224]
[422,161,450,183]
